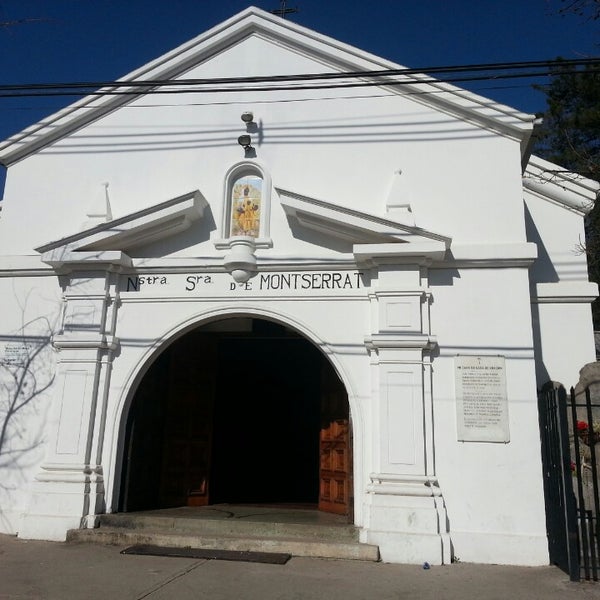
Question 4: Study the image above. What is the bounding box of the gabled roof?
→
[523,155,600,215]
[0,6,536,166]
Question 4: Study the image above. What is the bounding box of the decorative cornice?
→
[36,190,207,255]
[532,281,598,304]
[36,463,103,484]
[434,242,538,268]
[53,334,119,351]
[278,187,451,247]
[34,190,207,270]
[354,242,447,265]
[40,249,133,270]
[365,333,437,352]
[0,255,55,277]
[523,155,599,216]
[367,473,443,497]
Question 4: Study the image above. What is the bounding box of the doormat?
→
[121,544,291,564]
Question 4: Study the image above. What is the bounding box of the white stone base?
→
[365,529,449,564]
[450,531,549,566]
[0,508,22,536]
[363,475,452,565]
[16,467,104,541]
[18,513,81,541]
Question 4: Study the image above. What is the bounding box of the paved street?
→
[1,534,600,600]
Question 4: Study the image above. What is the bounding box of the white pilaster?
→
[362,267,450,564]
[19,270,119,540]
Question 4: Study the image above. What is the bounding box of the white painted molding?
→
[0,255,55,276]
[278,187,451,246]
[532,281,598,303]
[368,473,443,497]
[53,334,119,351]
[523,155,599,216]
[354,242,447,265]
[36,190,207,255]
[365,333,437,351]
[437,242,538,268]
[35,463,102,484]
[129,257,359,271]
[40,249,133,269]
[34,190,208,269]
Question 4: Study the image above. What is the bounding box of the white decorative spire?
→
[385,169,415,226]
[82,182,113,230]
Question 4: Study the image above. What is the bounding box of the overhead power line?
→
[1,57,598,90]
[0,57,598,99]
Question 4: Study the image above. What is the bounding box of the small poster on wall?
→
[1,342,31,367]
[455,355,509,443]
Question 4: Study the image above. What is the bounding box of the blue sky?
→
[0,0,598,193]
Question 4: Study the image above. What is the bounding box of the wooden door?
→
[121,352,170,512]
[159,334,216,507]
[318,365,352,516]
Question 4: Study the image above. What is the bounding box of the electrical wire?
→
[0,58,597,98]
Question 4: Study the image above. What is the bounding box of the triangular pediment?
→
[0,7,536,166]
[278,188,450,249]
[35,190,208,267]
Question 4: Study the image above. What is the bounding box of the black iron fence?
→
[538,384,600,581]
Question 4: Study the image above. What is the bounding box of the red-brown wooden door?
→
[318,365,352,516]
[159,334,215,507]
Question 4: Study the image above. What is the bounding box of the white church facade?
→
[0,7,597,565]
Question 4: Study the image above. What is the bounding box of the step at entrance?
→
[67,505,380,562]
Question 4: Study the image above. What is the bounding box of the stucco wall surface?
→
[0,8,595,568]
[0,35,527,256]
[0,275,61,534]
[430,266,547,564]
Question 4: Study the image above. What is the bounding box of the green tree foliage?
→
[534,62,600,181]
[533,61,600,325]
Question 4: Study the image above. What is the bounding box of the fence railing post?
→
[558,387,580,582]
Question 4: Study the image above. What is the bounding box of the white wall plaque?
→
[1,342,31,367]
[455,355,509,443]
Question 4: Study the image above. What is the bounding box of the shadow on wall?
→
[0,296,58,533]
[129,206,217,258]
[524,203,559,284]
[530,301,551,387]
[0,165,5,202]
[39,111,498,156]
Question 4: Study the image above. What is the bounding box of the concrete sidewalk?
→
[1,534,600,600]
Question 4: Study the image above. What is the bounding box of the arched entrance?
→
[119,317,352,516]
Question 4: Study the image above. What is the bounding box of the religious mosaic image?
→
[229,175,262,238]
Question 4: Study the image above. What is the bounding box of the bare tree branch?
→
[0,311,57,486]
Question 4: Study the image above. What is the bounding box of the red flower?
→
[571,461,576,472]
[577,421,589,432]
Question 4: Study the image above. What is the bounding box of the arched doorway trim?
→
[105,304,364,522]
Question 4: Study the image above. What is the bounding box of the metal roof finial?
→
[271,0,299,19]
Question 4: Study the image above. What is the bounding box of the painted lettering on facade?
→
[455,355,509,443]
[123,271,363,294]
[127,276,168,291]
[259,272,361,290]
[185,275,214,291]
